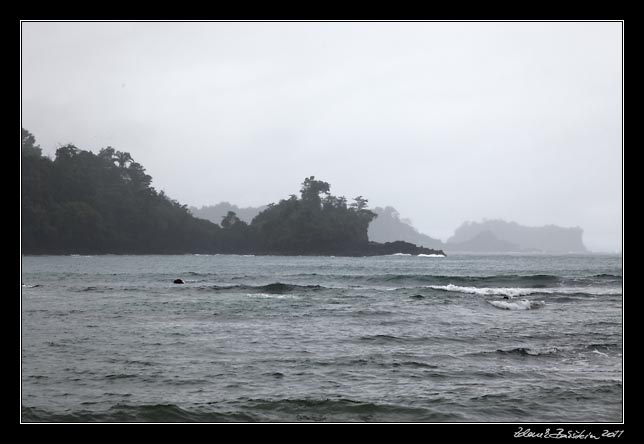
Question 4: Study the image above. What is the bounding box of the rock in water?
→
[173,279,185,284]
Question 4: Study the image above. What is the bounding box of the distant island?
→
[368,212,588,254]
[339,205,589,254]
[446,220,588,253]
[21,129,444,257]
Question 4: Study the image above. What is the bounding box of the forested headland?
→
[21,129,444,256]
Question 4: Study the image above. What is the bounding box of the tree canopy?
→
[21,129,222,254]
[250,176,377,254]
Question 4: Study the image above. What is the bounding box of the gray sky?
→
[21,22,622,252]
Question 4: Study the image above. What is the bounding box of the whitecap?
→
[487,300,545,310]
[426,284,621,297]
[427,284,534,298]
[246,293,298,299]
[417,254,445,258]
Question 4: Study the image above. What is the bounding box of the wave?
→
[498,347,558,356]
[359,334,406,344]
[195,280,620,298]
[467,343,621,357]
[259,282,322,293]
[22,398,462,422]
[545,287,621,296]
[591,349,609,357]
[487,299,545,310]
[428,284,535,297]
[204,282,325,294]
[371,273,621,289]
[427,284,621,297]
[191,273,619,292]
[470,347,559,358]
[246,293,299,299]
[22,404,254,423]
[238,397,462,421]
[21,283,40,288]
[377,274,562,286]
[75,286,116,293]
[386,253,446,257]
[105,373,138,380]
[585,342,620,351]
[357,334,449,345]
[592,273,622,280]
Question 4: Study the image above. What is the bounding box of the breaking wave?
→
[487,299,545,310]
[427,284,620,297]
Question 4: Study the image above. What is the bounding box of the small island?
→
[21,129,444,257]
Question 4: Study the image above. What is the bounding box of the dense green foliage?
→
[22,129,422,255]
[251,177,377,254]
[21,129,222,254]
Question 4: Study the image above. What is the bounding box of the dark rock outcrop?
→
[362,241,445,257]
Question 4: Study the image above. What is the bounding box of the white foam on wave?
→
[488,300,545,310]
[427,284,621,297]
[592,348,609,357]
[246,293,298,299]
[417,254,445,257]
[391,253,412,256]
[427,284,534,297]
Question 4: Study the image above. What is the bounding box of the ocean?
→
[21,253,623,422]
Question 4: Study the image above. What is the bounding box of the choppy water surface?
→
[21,254,622,422]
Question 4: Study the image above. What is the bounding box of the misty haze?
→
[21,21,622,424]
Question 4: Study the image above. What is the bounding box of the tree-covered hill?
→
[21,128,223,254]
[21,129,443,256]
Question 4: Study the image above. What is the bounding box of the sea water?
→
[21,254,623,422]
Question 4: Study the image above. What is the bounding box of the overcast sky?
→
[21,21,622,252]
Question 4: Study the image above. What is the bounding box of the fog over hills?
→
[191,203,590,254]
[190,203,266,226]
[367,207,445,250]
[446,219,588,253]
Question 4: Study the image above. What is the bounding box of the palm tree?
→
[114,151,133,168]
